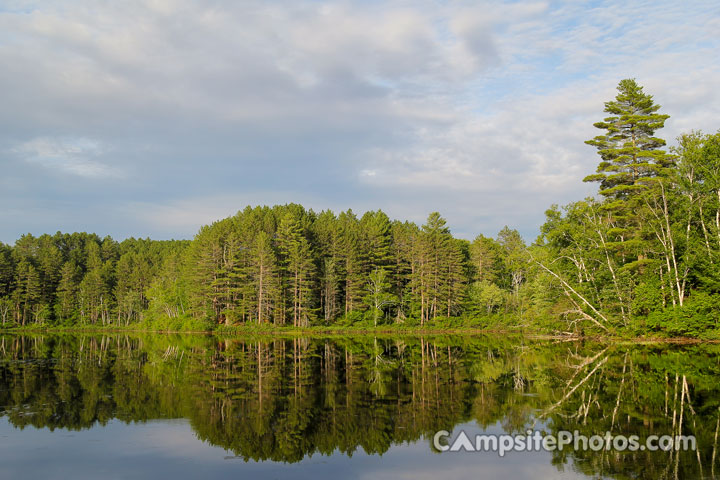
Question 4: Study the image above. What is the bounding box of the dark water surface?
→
[0,334,717,479]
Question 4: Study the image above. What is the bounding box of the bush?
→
[646,291,720,337]
[142,314,213,332]
[632,277,664,317]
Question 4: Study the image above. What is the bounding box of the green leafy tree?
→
[469,280,506,314]
[364,268,395,327]
[497,226,527,300]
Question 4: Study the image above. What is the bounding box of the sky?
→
[0,418,582,479]
[1,0,719,243]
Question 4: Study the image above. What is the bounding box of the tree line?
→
[0,206,529,329]
[0,234,188,327]
[1,78,718,335]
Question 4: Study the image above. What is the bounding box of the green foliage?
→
[584,78,672,199]
[0,207,488,331]
[0,233,190,329]
[534,79,720,338]
[646,292,720,338]
[468,281,506,315]
[363,267,395,327]
[631,276,664,317]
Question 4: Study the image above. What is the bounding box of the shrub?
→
[646,291,720,337]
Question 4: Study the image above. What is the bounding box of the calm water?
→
[0,334,717,479]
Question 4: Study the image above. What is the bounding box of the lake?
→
[0,334,716,479]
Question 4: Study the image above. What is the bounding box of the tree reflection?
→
[0,334,718,479]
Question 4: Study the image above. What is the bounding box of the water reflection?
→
[0,334,718,479]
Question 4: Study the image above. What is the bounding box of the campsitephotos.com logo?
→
[433,429,696,457]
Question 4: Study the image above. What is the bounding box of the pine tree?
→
[36,235,63,308]
[188,225,224,322]
[312,210,342,323]
[417,212,451,323]
[338,210,365,317]
[79,241,110,324]
[584,79,672,200]
[115,252,151,325]
[0,243,15,297]
[443,239,468,317]
[250,231,279,324]
[390,221,417,322]
[584,79,672,261]
[18,261,41,325]
[582,80,673,315]
[56,261,80,323]
[360,210,393,270]
[277,212,316,327]
[470,235,504,285]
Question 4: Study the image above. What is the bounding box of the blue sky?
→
[1,0,719,243]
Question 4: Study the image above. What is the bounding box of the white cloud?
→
[0,0,719,242]
[355,0,720,202]
[13,137,121,178]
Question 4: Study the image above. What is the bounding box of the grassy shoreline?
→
[0,323,715,343]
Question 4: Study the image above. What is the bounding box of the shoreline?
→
[0,325,716,343]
